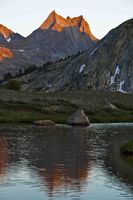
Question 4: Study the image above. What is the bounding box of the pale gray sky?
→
[0,0,132,38]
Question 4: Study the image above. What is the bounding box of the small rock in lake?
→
[34,120,55,126]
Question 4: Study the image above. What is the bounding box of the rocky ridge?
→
[0,11,97,79]
[16,18,133,92]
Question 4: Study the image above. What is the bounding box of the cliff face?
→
[81,18,133,92]
[17,19,133,93]
[0,11,97,79]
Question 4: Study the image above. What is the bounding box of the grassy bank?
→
[0,89,133,124]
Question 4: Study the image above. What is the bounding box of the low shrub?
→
[6,80,21,90]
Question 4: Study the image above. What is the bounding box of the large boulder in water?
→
[67,109,90,126]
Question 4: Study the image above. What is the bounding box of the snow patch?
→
[89,43,102,56]
[18,50,24,52]
[110,66,120,85]
[6,37,11,42]
[3,34,11,42]
[47,83,52,88]
[36,48,40,51]
[118,80,126,93]
[79,64,86,73]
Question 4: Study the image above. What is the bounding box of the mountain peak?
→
[46,10,59,19]
[0,24,13,39]
[49,10,57,17]
[39,11,97,40]
[40,10,65,30]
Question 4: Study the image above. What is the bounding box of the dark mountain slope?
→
[16,19,133,92]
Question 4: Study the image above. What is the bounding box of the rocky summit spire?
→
[39,11,97,41]
[39,10,63,30]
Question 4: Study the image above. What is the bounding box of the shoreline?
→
[0,89,133,124]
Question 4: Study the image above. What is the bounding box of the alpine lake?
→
[0,123,133,200]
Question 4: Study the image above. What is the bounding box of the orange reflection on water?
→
[38,161,92,194]
[0,136,8,177]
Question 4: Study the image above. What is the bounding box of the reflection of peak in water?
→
[38,165,91,194]
[0,136,8,177]
[3,126,93,194]
[29,127,93,193]
[0,124,133,197]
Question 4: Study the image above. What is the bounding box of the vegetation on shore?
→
[120,140,133,166]
[121,140,133,156]
[0,88,133,124]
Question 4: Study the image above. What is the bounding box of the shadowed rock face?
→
[81,18,133,93]
[0,11,97,79]
[17,18,133,92]
[60,18,133,93]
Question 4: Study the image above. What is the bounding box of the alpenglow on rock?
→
[27,10,97,62]
[40,10,97,40]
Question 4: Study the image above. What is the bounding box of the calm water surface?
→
[0,123,133,200]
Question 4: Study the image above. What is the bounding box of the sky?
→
[0,0,132,39]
